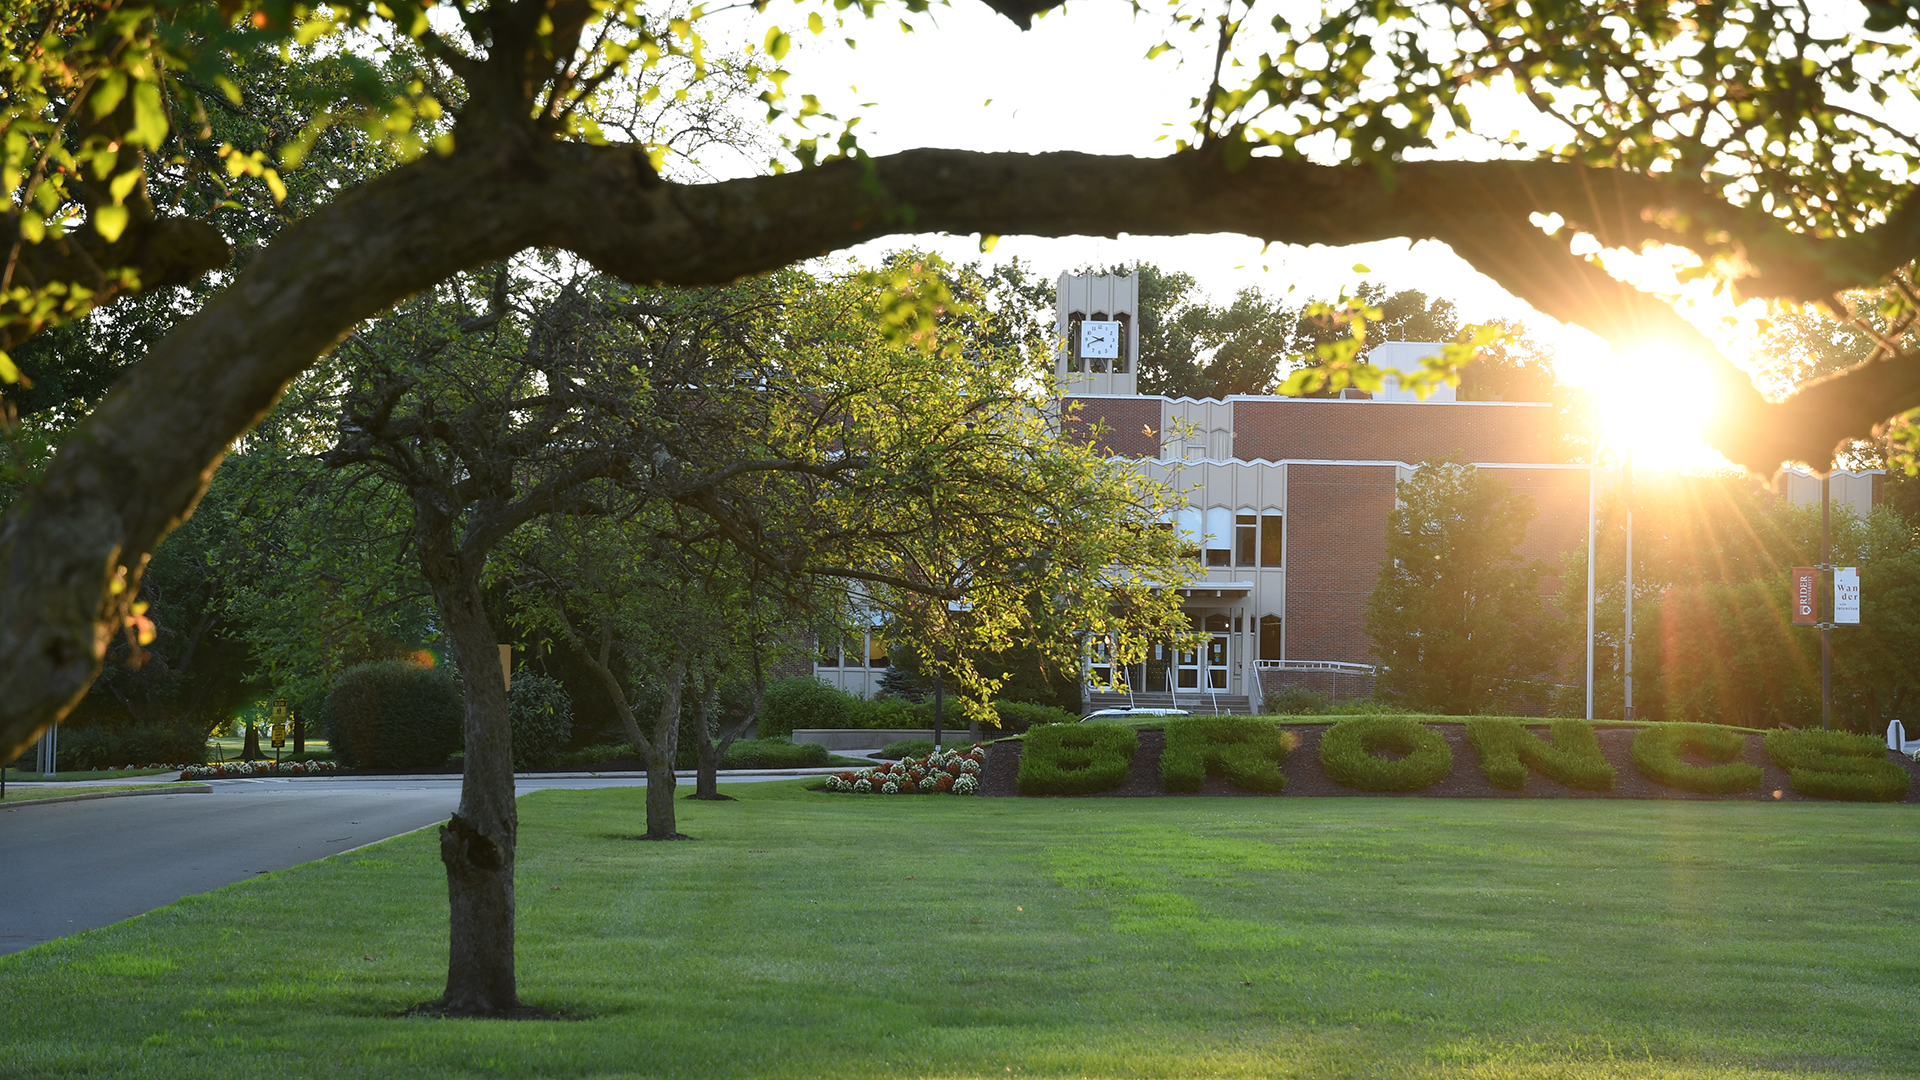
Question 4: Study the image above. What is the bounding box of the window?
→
[1066,312,1085,372]
[868,634,890,668]
[1235,514,1258,566]
[817,637,839,667]
[1175,507,1203,561]
[1113,313,1131,373]
[1260,615,1283,660]
[1260,512,1284,567]
[1204,507,1233,567]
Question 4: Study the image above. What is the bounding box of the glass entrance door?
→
[1175,641,1201,689]
[1205,633,1230,690]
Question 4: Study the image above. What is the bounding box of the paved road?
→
[0,772,801,956]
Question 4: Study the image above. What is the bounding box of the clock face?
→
[1080,320,1120,359]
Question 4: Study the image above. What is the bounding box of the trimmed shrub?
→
[326,660,464,770]
[1017,723,1139,796]
[853,697,935,730]
[1263,686,1330,715]
[1320,717,1453,792]
[54,722,211,770]
[1160,717,1291,793]
[1765,728,1910,802]
[759,677,860,737]
[507,673,573,770]
[1631,723,1762,795]
[720,738,832,769]
[878,738,938,760]
[1465,719,1616,791]
[992,700,1079,733]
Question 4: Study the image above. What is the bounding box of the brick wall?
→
[1062,397,1161,457]
[1284,463,1398,664]
[1234,400,1557,463]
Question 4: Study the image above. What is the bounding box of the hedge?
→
[878,738,938,760]
[1465,719,1616,791]
[1320,717,1453,792]
[759,677,862,738]
[507,673,574,770]
[717,738,831,770]
[50,722,210,771]
[325,660,464,770]
[992,700,1079,733]
[1160,717,1291,793]
[1630,723,1762,795]
[1016,723,1138,796]
[1764,728,1911,802]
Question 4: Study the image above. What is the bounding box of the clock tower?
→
[1056,272,1139,396]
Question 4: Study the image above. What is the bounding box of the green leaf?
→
[807,12,824,34]
[92,204,130,243]
[89,70,128,119]
[128,81,168,150]
[0,350,18,384]
[764,27,791,61]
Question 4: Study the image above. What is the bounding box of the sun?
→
[1566,344,1737,472]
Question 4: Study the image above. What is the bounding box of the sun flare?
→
[1560,344,1736,472]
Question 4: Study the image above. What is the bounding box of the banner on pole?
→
[1835,566,1861,625]
[1792,567,1818,625]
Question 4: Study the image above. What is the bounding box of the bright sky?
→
[711,1,1785,472]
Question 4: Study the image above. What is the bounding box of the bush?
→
[52,722,210,771]
[1631,723,1762,795]
[326,660,464,770]
[853,696,935,730]
[556,742,636,769]
[721,738,832,769]
[1160,717,1291,793]
[1465,719,1616,791]
[1017,723,1138,796]
[1765,728,1911,802]
[878,738,937,760]
[1320,717,1453,791]
[992,700,1079,733]
[759,677,860,738]
[508,673,574,770]
[1263,686,1330,715]
[822,744,988,795]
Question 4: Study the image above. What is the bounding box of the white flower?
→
[952,774,979,795]
[881,780,900,795]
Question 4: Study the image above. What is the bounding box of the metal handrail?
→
[1254,659,1376,674]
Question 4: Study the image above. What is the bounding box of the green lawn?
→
[1,783,1915,1079]
[1,768,179,782]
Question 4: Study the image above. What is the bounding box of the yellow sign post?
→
[270,698,289,766]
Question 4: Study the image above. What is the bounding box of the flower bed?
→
[180,760,341,780]
[820,745,987,795]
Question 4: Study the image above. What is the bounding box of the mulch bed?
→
[978,723,1920,803]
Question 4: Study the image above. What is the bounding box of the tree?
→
[1366,461,1555,714]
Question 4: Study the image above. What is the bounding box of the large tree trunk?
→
[641,659,688,839]
[688,673,734,801]
[417,531,520,1016]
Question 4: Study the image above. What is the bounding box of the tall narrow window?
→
[1066,312,1085,372]
[868,634,890,668]
[1204,507,1233,567]
[1259,615,1283,660]
[1260,512,1284,567]
[1113,313,1131,373]
[1235,514,1258,566]
[817,636,839,667]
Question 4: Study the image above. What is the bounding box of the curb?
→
[0,783,213,808]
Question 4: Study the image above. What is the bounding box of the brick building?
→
[1053,272,1591,712]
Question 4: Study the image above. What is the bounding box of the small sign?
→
[1835,566,1861,625]
[1791,567,1818,625]
[270,721,287,749]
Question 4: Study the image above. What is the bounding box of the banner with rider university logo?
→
[1791,567,1818,625]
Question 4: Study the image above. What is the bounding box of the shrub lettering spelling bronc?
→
[1465,719,1616,791]
[325,659,464,770]
[1319,717,1453,792]
[1016,723,1139,796]
[1630,723,1762,795]
[1160,717,1291,793]
[1765,728,1911,802]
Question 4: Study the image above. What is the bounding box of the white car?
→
[1081,707,1191,721]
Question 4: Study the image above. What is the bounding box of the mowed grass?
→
[1,783,1916,1079]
